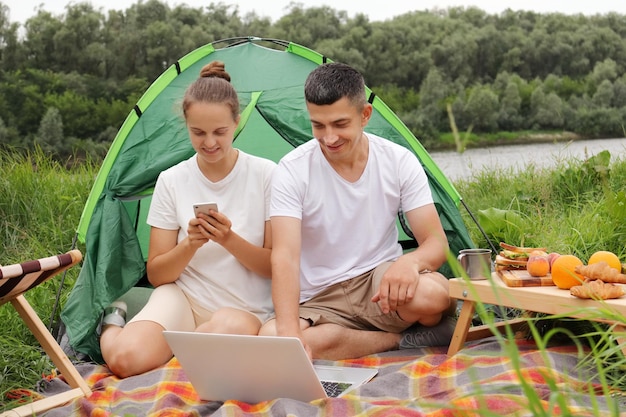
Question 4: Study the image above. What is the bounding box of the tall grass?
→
[1,147,625,414]
[456,149,626,259]
[1,148,95,408]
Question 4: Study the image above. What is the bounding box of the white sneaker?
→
[101,300,127,328]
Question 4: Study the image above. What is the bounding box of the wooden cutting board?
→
[497,270,555,287]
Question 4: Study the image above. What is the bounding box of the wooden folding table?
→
[447,273,626,356]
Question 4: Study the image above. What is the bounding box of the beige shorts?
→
[299,262,436,333]
[128,283,211,331]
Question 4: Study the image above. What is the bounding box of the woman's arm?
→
[198,212,273,278]
[146,216,209,287]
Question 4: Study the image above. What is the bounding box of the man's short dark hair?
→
[304,62,366,107]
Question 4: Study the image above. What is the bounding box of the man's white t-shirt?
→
[147,151,276,322]
[270,133,433,302]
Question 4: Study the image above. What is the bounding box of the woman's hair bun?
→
[199,61,231,82]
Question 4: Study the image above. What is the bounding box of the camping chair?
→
[0,249,91,417]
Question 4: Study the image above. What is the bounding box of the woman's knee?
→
[105,343,166,378]
[102,324,171,378]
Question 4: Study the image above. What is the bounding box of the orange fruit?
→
[588,250,621,272]
[550,254,584,289]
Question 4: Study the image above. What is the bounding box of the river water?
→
[429,137,626,182]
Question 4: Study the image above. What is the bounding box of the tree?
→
[0,115,19,147]
[473,24,507,81]
[430,28,477,83]
[3,3,626,153]
[611,78,626,108]
[497,82,523,131]
[53,3,107,76]
[418,68,449,132]
[36,107,64,155]
[22,11,65,71]
[592,79,614,108]
[589,58,618,86]
[530,87,564,129]
[316,36,367,77]
[572,107,623,137]
[272,4,347,49]
[577,25,625,77]
[463,86,499,132]
[0,3,21,71]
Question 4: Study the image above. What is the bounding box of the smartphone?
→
[193,202,219,217]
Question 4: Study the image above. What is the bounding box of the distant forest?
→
[1,0,625,160]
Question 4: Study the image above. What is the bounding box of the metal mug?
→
[457,248,492,280]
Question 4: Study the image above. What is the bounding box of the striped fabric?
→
[0,251,77,304]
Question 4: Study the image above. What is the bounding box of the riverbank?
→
[430,136,626,182]
[425,130,586,152]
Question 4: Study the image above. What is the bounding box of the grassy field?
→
[1,148,93,410]
[1,146,625,414]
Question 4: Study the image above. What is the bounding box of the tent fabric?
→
[61,37,474,362]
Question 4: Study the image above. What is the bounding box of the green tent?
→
[61,37,474,362]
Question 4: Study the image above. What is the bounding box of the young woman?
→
[100,61,275,378]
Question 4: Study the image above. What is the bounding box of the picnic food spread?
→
[495,242,625,299]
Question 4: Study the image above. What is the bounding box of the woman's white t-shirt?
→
[147,151,276,321]
[270,133,433,302]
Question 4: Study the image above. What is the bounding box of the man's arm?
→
[270,216,304,338]
[373,204,449,314]
[403,203,449,271]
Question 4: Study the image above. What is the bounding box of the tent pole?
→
[460,199,498,254]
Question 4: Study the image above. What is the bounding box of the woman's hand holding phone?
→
[191,202,232,245]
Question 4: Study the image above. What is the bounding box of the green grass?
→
[1,148,94,410]
[455,149,626,259]
[1,146,625,415]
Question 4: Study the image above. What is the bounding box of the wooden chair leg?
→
[0,296,91,417]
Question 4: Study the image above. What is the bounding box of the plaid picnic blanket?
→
[22,338,625,416]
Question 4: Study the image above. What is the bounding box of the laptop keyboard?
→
[321,381,352,397]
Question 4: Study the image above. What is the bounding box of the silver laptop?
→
[163,331,378,403]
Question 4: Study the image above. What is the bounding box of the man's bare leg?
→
[303,323,401,360]
[303,298,457,359]
[259,319,399,359]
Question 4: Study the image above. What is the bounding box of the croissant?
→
[574,261,626,284]
[570,279,625,300]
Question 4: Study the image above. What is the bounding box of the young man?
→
[259,62,455,359]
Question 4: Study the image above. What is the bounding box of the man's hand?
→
[371,256,420,314]
[276,319,313,361]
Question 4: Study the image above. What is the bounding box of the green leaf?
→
[477,207,525,234]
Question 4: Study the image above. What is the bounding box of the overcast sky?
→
[4,0,626,24]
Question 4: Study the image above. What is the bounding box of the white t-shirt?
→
[270,133,433,301]
[147,151,276,321]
